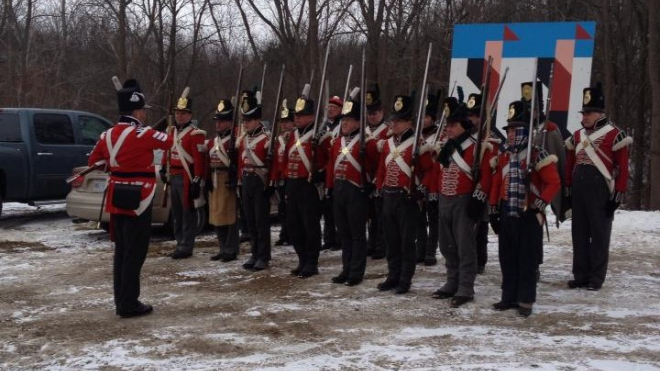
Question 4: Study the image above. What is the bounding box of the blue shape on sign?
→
[452,22,596,58]
[575,40,595,58]
[452,24,503,58]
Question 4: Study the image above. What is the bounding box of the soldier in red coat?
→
[565,84,632,291]
[206,99,239,262]
[520,81,568,281]
[365,84,390,260]
[416,90,441,267]
[465,93,501,275]
[489,101,560,317]
[326,94,379,286]
[237,91,272,271]
[279,87,328,278]
[88,78,173,318]
[433,101,493,308]
[272,100,295,247]
[375,95,434,295]
[160,91,207,259]
[319,96,344,251]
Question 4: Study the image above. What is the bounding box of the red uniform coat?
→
[489,149,561,212]
[565,119,631,193]
[205,132,232,171]
[279,124,329,180]
[419,126,441,199]
[437,135,493,197]
[375,130,434,191]
[270,131,290,183]
[326,132,380,189]
[164,123,207,209]
[367,121,391,141]
[237,126,270,183]
[89,121,172,216]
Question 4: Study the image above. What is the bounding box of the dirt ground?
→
[0,206,659,370]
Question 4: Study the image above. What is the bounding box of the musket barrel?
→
[411,43,433,164]
[409,43,433,193]
[313,46,331,137]
[267,64,286,165]
[526,59,539,175]
[432,80,457,144]
[342,65,353,105]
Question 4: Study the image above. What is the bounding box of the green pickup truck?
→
[0,108,113,217]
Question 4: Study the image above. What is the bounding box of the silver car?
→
[66,150,171,230]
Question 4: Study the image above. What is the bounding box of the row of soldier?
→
[90,75,631,319]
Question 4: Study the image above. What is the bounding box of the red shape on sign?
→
[503,26,519,41]
[575,24,592,40]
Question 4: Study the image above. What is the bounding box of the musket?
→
[308,68,316,95]
[260,63,267,96]
[323,79,330,125]
[541,61,555,150]
[68,75,123,184]
[471,56,493,184]
[161,90,175,208]
[66,160,106,184]
[308,45,331,181]
[409,42,433,194]
[228,64,245,185]
[359,48,367,187]
[94,76,121,228]
[526,59,539,177]
[311,47,330,139]
[342,65,353,105]
[431,80,457,144]
[482,66,509,157]
[266,64,286,175]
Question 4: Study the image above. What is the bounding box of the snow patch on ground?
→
[1,203,659,370]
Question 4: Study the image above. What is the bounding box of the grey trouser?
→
[438,194,478,297]
[216,224,238,255]
[170,174,198,253]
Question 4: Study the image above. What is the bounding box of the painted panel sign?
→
[449,21,596,137]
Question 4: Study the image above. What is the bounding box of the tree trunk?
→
[308,0,319,78]
[648,0,660,209]
[17,0,33,106]
[117,0,128,77]
[601,0,617,122]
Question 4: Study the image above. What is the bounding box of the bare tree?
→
[648,0,660,209]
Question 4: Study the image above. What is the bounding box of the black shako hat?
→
[580,82,606,113]
[241,90,262,120]
[444,97,463,122]
[503,100,531,130]
[520,81,544,114]
[466,93,482,117]
[341,97,361,121]
[446,102,472,130]
[213,99,233,121]
[117,79,147,114]
[425,90,441,121]
[389,95,414,121]
[174,87,193,113]
[294,84,314,116]
[366,84,382,112]
[280,99,294,121]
